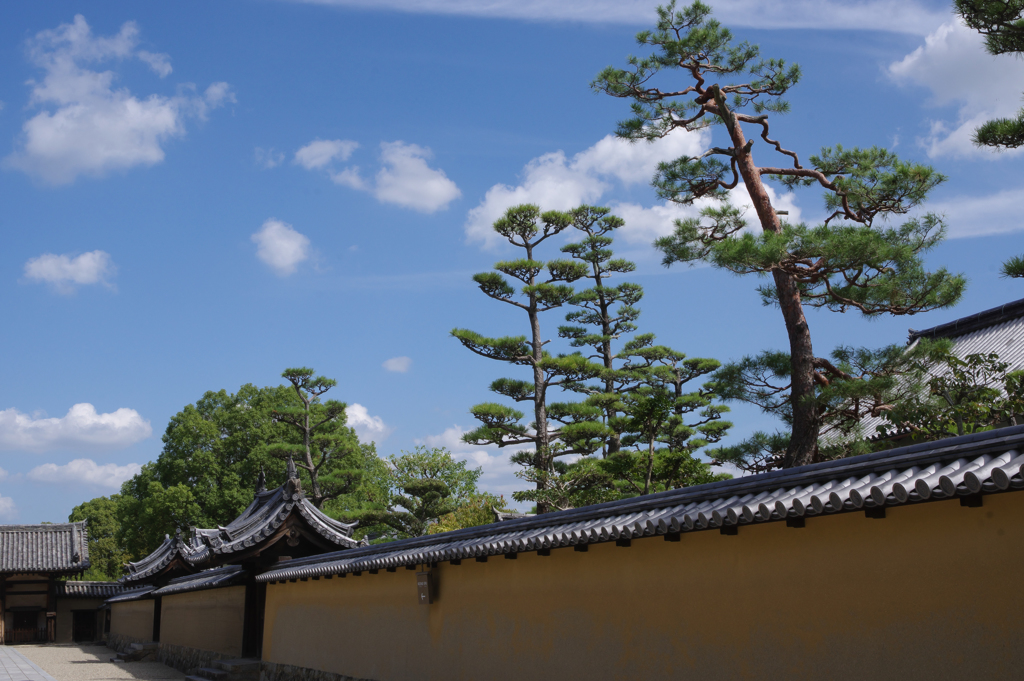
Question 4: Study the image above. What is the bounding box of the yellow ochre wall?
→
[263,491,1024,681]
[55,597,106,643]
[160,586,245,658]
[110,599,154,641]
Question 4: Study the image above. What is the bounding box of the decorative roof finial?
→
[286,456,298,480]
[256,466,267,492]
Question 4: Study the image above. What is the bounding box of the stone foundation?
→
[157,642,232,675]
[260,661,376,681]
[107,632,149,654]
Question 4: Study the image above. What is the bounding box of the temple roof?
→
[0,522,90,574]
[257,425,1024,582]
[123,461,361,584]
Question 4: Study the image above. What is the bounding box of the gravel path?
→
[15,645,186,681]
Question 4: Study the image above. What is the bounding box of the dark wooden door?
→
[72,610,96,642]
[241,582,266,659]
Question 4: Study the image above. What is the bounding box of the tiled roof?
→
[194,480,360,556]
[0,522,90,574]
[57,581,122,598]
[106,585,156,603]
[123,465,361,584]
[151,565,246,597]
[256,425,1024,583]
[122,531,210,584]
[909,296,1024,343]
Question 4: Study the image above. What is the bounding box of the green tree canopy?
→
[116,380,373,559]
[357,446,484,539]
[69,495,128,581]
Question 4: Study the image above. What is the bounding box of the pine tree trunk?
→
[713,87,819,468]
[531,306,551,513]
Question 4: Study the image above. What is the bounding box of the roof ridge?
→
[908,296,1024,342]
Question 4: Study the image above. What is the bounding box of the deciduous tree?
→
[69,495,128,580]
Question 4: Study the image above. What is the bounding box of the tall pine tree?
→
[452,205,605,513]
[593,1,965,467]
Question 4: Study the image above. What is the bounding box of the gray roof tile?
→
[0,522,89,573]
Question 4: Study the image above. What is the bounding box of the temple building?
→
[104,426,1024,680]
[0,522,120,644]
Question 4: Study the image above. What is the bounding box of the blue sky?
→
[1,0,1022,522]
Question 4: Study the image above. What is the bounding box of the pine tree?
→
[452,205,605,513]
[558,206,643,457]
[593,1,965,467]
[269,367,364,508]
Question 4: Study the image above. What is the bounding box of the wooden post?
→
[46,576,56,643]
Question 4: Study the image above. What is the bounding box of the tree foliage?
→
[955,0,1024,148]
[69,495,128,581]
[709,340,952,472]
[428,492,513,535]
[879,351,1024,439]
[593,1,965,467]
[357,447,484,539]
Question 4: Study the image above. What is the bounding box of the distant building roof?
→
[151,565,247,597]
[57,581,122,599]
[909,296,1024,344]
[0,522,90,574]
[257,425,1024,583]
[106,585,156,604]
[123,461,362,585]
[855,297,1024,441]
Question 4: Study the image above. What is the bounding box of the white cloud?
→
[347,403,393,442]
[254,146,285,169]
[290,0,946,34]
[3,15,233,184]
[297,139,460,212]
[330,166,367,190]
[382,356,412,373]
[372,142,461,213]
[27,458,140,489]
[461,130,806,249]
[888,21,1024,159]
[137,50,171,77]
[931,187,1024,238]
[0,496,16,521]
[466,132,706,248]
[294,139,358,170]
[0,403,152,453]
[23,250,116,293]
[251,218,310,276]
